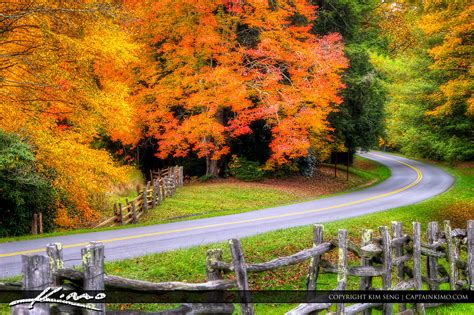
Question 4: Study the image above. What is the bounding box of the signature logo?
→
[9,287,106,311]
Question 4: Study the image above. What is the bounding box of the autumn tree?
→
[130,0,347,175]
[374,0,473,161]
[0,0,140,227]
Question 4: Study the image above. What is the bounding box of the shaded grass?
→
[0,156,389,244]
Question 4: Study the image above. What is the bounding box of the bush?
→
[0,130,57,236]
[227,155,264,181]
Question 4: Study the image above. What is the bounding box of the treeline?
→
[374,0,473,161]
[0,0,471,235]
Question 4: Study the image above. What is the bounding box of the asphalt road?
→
[0,151,454,278]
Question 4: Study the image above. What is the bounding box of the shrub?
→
[0,130,57,236]
[227,155,264,181]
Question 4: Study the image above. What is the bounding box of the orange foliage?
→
[130,0,347,167]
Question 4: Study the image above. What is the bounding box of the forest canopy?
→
[0,0,472,232]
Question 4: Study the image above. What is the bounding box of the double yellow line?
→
[0,153,422,259]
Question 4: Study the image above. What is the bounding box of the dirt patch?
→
[439,201,474,228]
[190,166,362,199]
[455,161,474,169]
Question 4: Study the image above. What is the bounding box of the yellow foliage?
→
[0,0,140,227]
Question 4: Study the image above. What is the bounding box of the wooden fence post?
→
[413,222,425,314]
[16,255,51,314]
[391,222,405,313]
[444,220,458,289]
[82,242,105,314]
[360,228,373,315]
[179,166,184,186]
[160,179,166,201]
[46,243,64,286]
[131,200,137,224]
[152,179,158,209]
[157,179,162,205]
[307,224,324,291]
[38,212,43,234]
[201,249,233,314]
[143,181,150,213]
[32,213,38,235]
[229,239,254,315]
[118,203,124,226]
[380,226,392,315]
[336,229,348,315]
[427,222,439,290]
[468,220,474,290]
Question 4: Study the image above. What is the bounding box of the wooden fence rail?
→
[5,220,473,314]
[95,166,184,228]
[210,220,474,315]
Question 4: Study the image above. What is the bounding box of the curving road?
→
[0,151,454,277]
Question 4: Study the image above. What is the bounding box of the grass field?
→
[0,156,388,244]
[99,162,472,314]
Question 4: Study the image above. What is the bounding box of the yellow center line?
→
[0,153,422,258]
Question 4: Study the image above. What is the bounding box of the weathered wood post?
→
[46,243,64,287]
[444,220,458,289]
[143,181,150,213]
[152,179,158,209]
[131,200,137,224]
[179,166,184,186]
[82,242,105,314]
[47,243,77,315]
[113,203,118,221]
[360,228,373,315]
[307,224,324,291]
[468,220,474,290]
[229,239,254,315]
[14,255,52,314]
[391,222,405,313]
[32,213,38,235]
[38,213,43,234]
[136,183,141,195]
[199,249,234,314]
[427,222,439,290]
[118,203,124,226]
[157,179,162,205]
[336,229,348,315]
[380,226,392,315]
[413,222,425,314]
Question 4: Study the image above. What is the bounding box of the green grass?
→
[96,162,472,313]
[0,156,389,244]
[128,155,391,225]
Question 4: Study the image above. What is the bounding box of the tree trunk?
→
[206,157,219,177]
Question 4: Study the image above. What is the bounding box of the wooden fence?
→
[4,220,473,314]
[95,166,184,228]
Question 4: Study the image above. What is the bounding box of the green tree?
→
[311,0,386,153]
[0,130,56,236]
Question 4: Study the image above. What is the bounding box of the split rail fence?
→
[95,166,184,228]
[4,220,473,314]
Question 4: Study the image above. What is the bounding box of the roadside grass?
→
[137,156,390,225]
[0,156,389,244]
[99,163,472,313]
